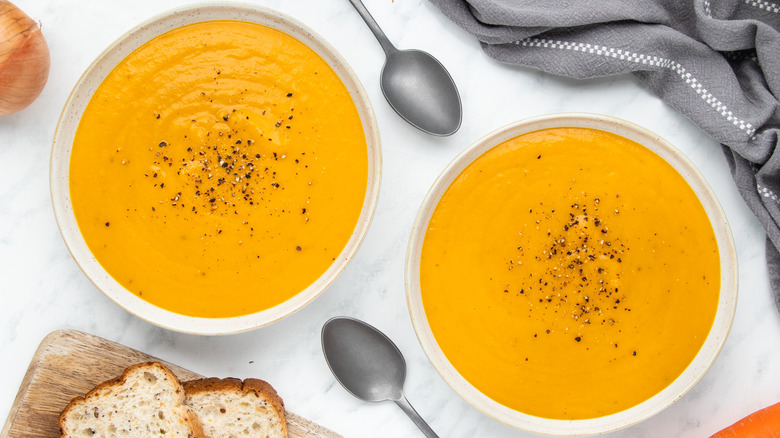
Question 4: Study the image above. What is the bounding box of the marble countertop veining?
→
[1,0,779,437]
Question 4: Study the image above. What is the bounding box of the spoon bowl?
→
[321,317,439,437]
[382,50,462,136]
[321,316,405,402]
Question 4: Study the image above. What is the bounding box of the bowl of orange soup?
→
[406,114,737,434]
[51,3,381,334]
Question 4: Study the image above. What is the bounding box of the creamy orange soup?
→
[420,127,719,419]
[70,21,367,318]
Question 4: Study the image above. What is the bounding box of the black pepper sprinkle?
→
[501,192,629,346]
[295,246,302,251]
[105,222,110,227]
[575,337,581,342]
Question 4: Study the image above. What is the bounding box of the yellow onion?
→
[0,0,49,115]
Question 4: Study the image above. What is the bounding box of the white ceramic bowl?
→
[51,3,381,335]
[406,114,737,435]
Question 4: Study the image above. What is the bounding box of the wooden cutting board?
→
[1,330,341,438]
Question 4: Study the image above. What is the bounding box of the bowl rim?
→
[405,113,737,435]
[50,2,382,335]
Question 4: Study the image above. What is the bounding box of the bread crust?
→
[59,362,205,438]
[183,377,287,437]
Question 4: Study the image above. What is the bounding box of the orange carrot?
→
[711,402,780,437]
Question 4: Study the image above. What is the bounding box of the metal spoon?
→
[347,0,462,136]
[321,316,439,438]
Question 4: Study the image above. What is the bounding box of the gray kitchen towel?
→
[429,0,780,312]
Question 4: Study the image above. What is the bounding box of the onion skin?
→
[0,0,50,116]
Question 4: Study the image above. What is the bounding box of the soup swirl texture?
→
[70,21,368,318]
[420,128,719,419]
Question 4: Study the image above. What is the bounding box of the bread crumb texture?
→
[183,377,287,438]
[59,362,204,437]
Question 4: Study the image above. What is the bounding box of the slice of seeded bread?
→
[183,377,287,438]
[59,362,205,438]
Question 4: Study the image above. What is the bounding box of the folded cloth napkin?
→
[429,0,780,312]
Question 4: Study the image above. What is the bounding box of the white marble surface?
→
[1,0,779,437]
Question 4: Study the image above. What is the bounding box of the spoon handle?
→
[394,395,440,438]
[347,0,397,55]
